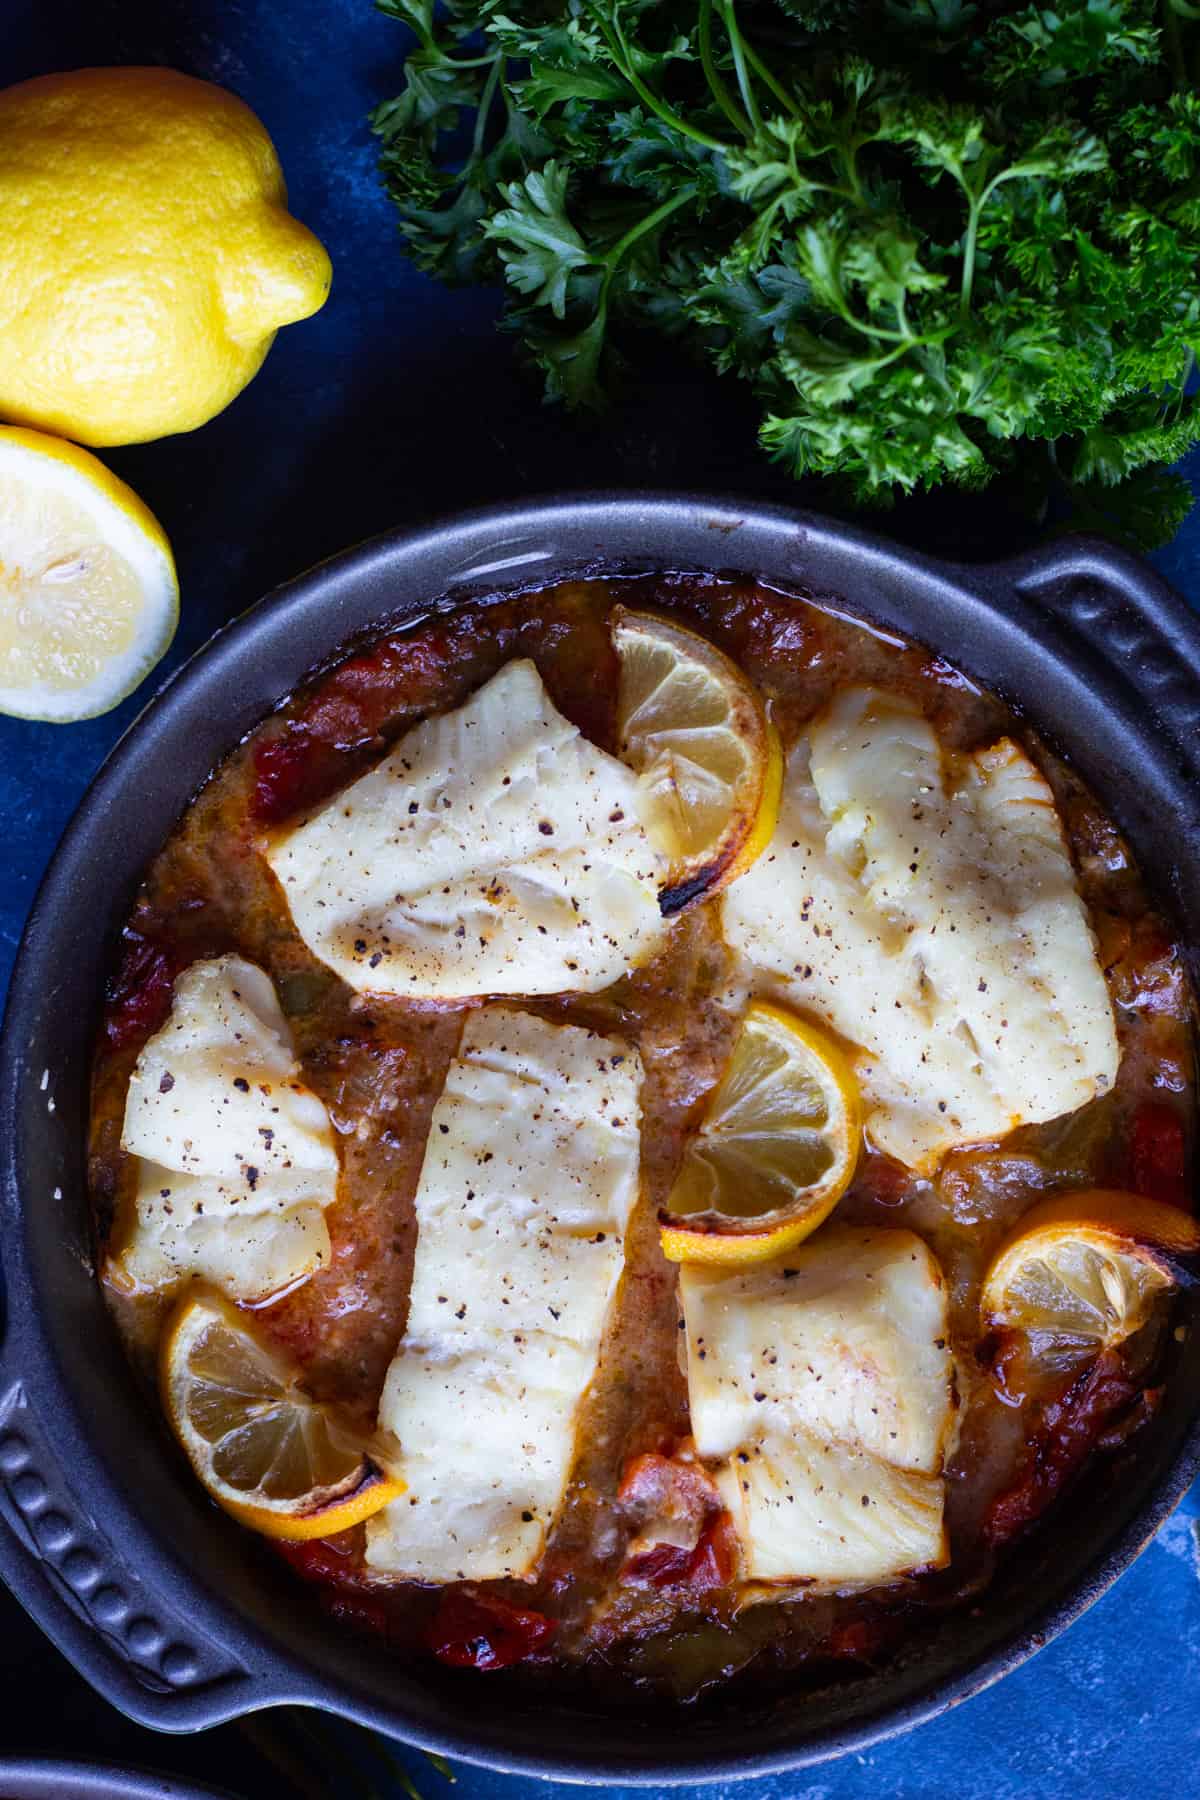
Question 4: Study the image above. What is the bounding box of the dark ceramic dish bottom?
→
[3,495,1200,1784]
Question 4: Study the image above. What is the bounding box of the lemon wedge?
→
[660,1000,862,1266]
[613,607,781,913]
[0,426,177,721]
[161,1289,403,1541]
[981,1189,1200,1374]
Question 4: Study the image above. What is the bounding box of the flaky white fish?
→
[723,687,1118,1169]
[680,1227,954,1586]
[366,1007,642,1582]
[266,659,667,1000]
[111,955,338,1302]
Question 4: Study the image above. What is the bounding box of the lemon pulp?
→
[0,427,177,720]
[661,1001,862,1266]
[161,1290,402,1540]
[982,1190,1200,1374]
[613,607,779,906]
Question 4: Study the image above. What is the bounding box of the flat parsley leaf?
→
[485,161,597,315]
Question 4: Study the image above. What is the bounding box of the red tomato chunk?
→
[425,1590,556,1671]
[623,1516,737,1593]
[618,1449,737,1595]
[251,729,328,824]
[103,932,179,1052]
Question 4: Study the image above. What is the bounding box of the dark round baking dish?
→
[0,1759,240,1800]
[2,494,1200,1783]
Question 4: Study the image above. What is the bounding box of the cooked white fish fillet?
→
[967,737,1119,1115]
[681,1228,954,1472]
[369,1332,596,1581]
[722,686,1118,1169]
[112,955,338,1302]
[714,1436,947,1586]
[680,1227,953,1586]
[366,1007,643,1581]
[265,659,668,999]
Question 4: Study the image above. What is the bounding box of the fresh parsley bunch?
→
[373,0,1200,543]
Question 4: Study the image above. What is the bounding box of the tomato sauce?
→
[88,572,1196,1706]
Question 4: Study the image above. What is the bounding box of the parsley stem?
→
[402,10,500,70]
[699,0,753,138]
[591,7,727,152]
[959,165,1013,315]
[960,198,982,315]
[835,306,916,344]
[402,8,436,53]
[960,162,1034,314]
[721,0,764,136]
[861,338,930,375]
[737,28,799,118]
[819,271,917,344]
[600,188,697,297]
[472,56,503,159]
[780,132,860,210]
[438,51,509,69]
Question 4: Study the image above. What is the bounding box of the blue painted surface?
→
[2,2,1200,1794]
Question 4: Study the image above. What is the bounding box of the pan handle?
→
[981,534,1200,777]
[982,533,1200,1526]
[0,939,334,1728]
[0,1371,244,1727]
[0,1273,327,1729]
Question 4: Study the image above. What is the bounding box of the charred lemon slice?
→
[981,1189,1200,1374]
[660,1001,861,1265]
[613,607,781,913]
[161,1289,403,1541]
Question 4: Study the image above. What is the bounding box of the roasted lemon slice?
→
[0,426,178,721]
[161,1290,403,1541]
[613,607,781,913]
[981,1189,1200,1373]
[660,1001,862,1265]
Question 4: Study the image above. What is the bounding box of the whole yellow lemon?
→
[0,67,332,447]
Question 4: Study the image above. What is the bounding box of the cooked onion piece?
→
[680,1228,955,1587]
[265,658,667,999]
[161,1289,402,1540]
[613,608,781,913]
[722,687,1119,1171]
[107,954,339,1303]
[365,1007,643,1582]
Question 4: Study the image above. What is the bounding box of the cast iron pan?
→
[2,495,1199,1783]
[0,1760,240,1799]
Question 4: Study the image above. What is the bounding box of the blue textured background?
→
[3,2,1200,1794]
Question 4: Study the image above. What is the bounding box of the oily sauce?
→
[88,572,1196,1705]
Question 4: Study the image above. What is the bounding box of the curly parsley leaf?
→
[372,0,1200,543]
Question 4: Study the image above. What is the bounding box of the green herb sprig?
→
[374,0,1200,545]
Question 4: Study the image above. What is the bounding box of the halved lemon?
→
[612,607,781,913]
[0,425,177,721]
[660,1000,862,1265]
[981,1189,1200,1374]
[160,1289,403,1541]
